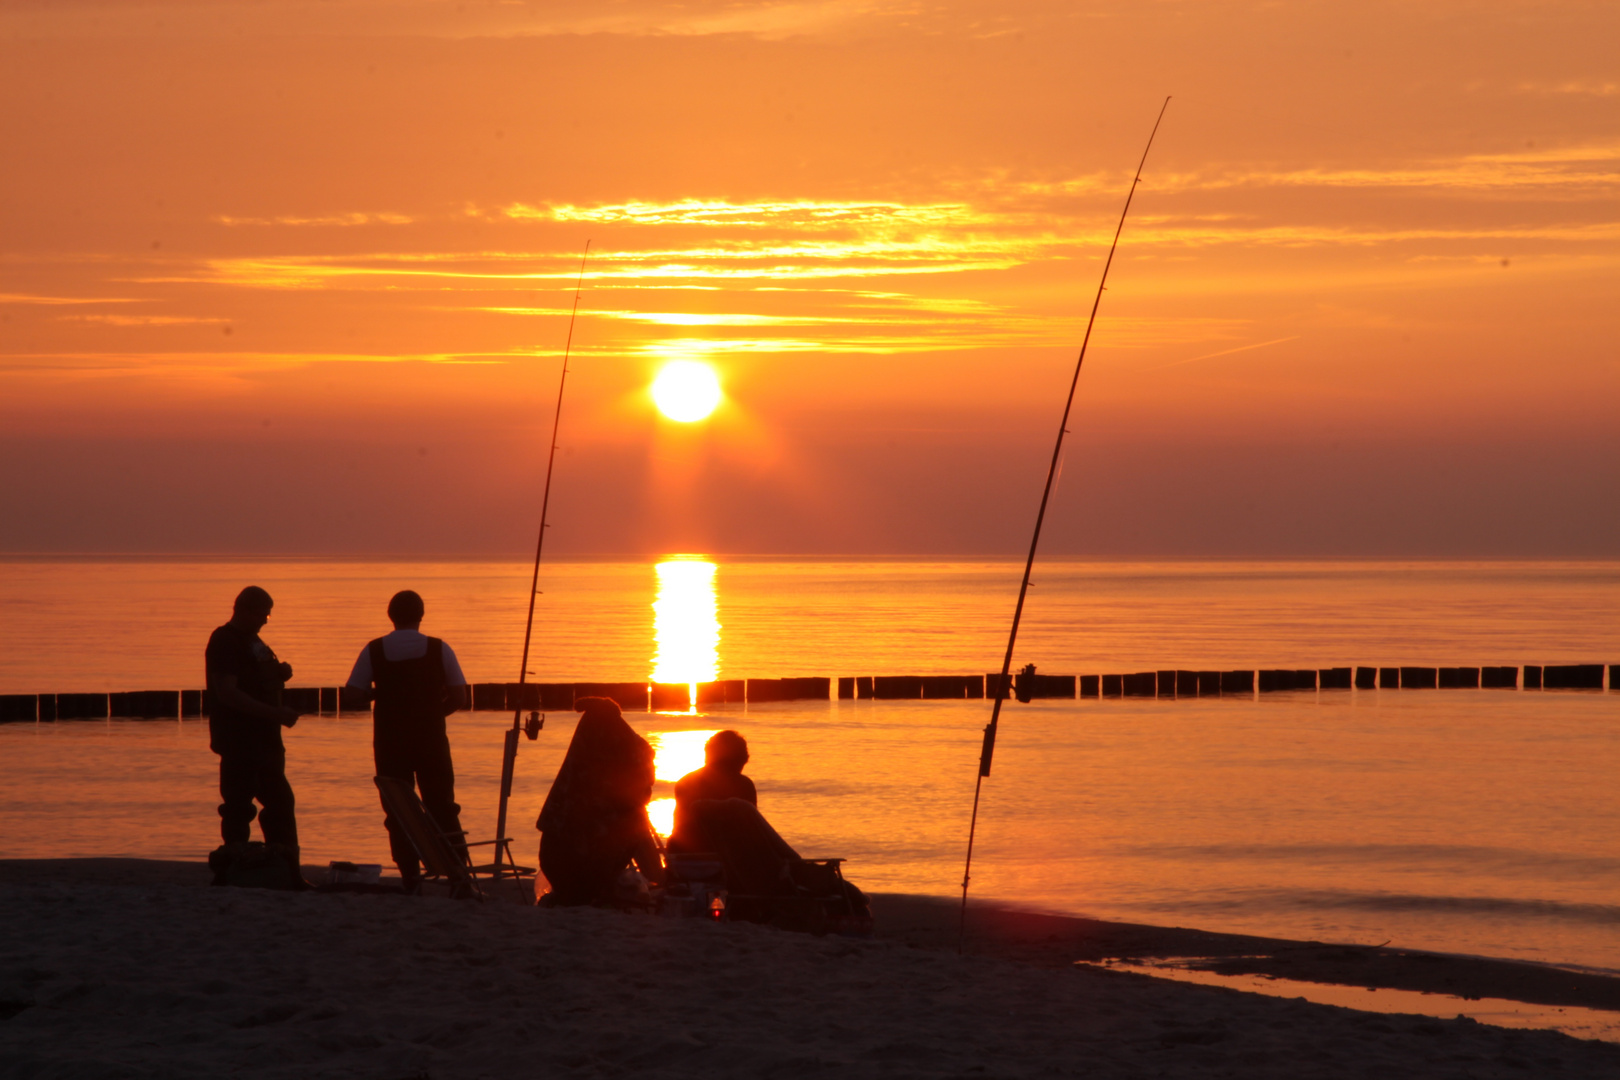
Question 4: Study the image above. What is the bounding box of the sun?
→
[651,360,722,422]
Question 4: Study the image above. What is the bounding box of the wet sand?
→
[882,893,1620,1013]
[3,860,1619,1078]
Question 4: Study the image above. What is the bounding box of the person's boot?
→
[282,844,315,891]
[207,841,249,886]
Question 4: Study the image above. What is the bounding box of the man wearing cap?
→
[346,590,469,892]
[205,586,305,869]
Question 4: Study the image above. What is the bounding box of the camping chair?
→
[663,800,870,934]
[373,776,535,902]
[664,849,863,932]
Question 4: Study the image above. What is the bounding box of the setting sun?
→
[651,360,722,422]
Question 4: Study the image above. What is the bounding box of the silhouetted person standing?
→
[205,586,304,860]
[346,590,469,892]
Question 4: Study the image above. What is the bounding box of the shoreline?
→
[7,858,1619,1014]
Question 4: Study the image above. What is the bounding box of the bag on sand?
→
[208,842,303,890]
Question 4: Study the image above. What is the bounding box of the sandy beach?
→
[3,860,1618,1078]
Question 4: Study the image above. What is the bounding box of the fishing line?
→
[957,100,1170,952]
[492,241,591,881]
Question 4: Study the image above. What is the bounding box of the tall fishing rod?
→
[492,241,591,881]
[957,99,1170,950]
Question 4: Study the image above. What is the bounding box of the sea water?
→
[1,557,1618,973]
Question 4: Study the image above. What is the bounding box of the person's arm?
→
[207,669,301,727]
[343,646,373,705]
[440,643,468,714]
[631,823,666,885]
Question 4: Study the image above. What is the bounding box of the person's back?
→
[370,635,448,740]
[669,729,756,853]
[536,696,661,905]
[346,589,468,891]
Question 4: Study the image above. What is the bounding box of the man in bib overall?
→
[345,590,469,891]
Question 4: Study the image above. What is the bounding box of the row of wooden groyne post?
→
[1,664,1615,723]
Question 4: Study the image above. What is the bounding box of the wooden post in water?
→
[1400,667,1438,689]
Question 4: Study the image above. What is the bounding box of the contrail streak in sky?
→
[1162,335,1301,368]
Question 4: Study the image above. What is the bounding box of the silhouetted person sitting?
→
[536,697,662,906]
[205,586,305,879]
[668,729,757,854]
[345,589,469,893]
[669,730,870,928]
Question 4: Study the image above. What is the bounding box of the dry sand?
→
[2,860,1619,1079]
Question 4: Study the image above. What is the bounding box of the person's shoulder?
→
[206,623,248,670]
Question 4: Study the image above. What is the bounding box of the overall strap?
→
[368,639,387,683]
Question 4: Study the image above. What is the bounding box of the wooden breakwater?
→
[1,664,1615,722]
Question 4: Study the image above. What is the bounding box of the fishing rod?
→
[491,241,591,882]
[957,99,1170,951]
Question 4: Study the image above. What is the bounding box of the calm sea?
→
[2,557,1618,972]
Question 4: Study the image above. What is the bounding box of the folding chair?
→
[373,776,534,902]
[663,800,871,934]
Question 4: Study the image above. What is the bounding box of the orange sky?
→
[2,1,1616,555]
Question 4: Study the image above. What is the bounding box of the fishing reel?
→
[524,711,544,741]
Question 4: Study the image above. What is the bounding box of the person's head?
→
[231,586,274,631]
[705,729,749,772]
[387,589,425,629]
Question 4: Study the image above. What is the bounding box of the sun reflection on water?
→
[651,558,721,710]
[645,730,718,839]
[646,559,722,838]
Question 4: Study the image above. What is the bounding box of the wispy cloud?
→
[521,199,994,229]
[999,143,1620,198]
[1517,81,1619,97]
[214,212,417,227]
[61,314,228,327]
[0,293,145,305]
[0,350,539,374]
[40,141,1617,374]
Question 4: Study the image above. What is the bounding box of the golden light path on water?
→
[645,730,716,839]
[651,558,721,700]
[646,557,723,838]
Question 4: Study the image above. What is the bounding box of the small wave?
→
[1132,888,1620,926]
[1127,841,1620,878]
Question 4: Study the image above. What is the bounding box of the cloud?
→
[523,199,994,229]
[1516,81,1619,97]
[0,350,533,374]
[0,0,917,41]
[1003,143,1620,199]
[61,314,227,327]
[213,212,417,227]
[0,294,145,305]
